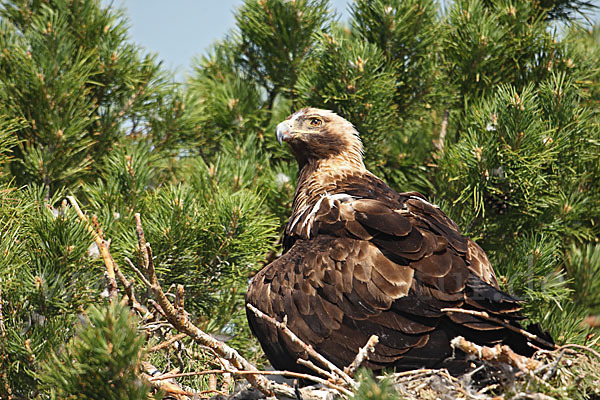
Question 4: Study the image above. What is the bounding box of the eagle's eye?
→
[308,117,323,128]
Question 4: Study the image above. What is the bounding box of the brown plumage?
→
[246,108,552,374]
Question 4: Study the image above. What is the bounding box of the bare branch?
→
[345,335,379,377]
[441,308,556,350]
[433,108,449,154]
[149,368,353,397]
[175,284,185,320]
[246,303,356,388]
[134,213,149,270]
[297,358,338,381]
[141,361,197,400]
[125,256,153,289]
[558,343,600,361]
[149,333,188,353]
[112,262,150,318]
[67,195,118,300]
[450,336,542,372]
[131,214,296,398]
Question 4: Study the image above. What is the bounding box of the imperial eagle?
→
[246,108,552,374]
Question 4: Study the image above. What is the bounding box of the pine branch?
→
[66,195,118,300]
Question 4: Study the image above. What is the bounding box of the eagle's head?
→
[276,108,364,169]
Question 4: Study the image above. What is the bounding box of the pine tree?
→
[0,0,599,398]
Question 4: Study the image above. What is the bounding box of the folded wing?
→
[247,191,540,373]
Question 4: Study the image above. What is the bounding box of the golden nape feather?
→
[246,107,553,375]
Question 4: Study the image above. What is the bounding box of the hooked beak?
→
[276,121,292,145]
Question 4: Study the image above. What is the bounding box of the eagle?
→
[246,108,552,374]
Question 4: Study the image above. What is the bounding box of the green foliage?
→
[296,27,398,165]
[0,0,599,398]
[135,183,277,315]
[351,0,439,116]
[0,185,100,397]
[236,0,331,101]
[435,71,600,341]
[0,0,194,195]
[565,243,600,315]
[39,301,151,400]
[352,370,399,400]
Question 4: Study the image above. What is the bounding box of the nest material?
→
[379,343,600,400]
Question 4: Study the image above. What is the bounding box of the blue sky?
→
[105,1,352,79]
[104,1,599,81]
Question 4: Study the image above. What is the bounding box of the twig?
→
[141,361,196,400]
[441,308,556,350]
[66,196,118,300]
[345,335,379,377]
[126,256,153,288]
[434,108,449,153]
[147,299,169,320]
[541,347,568,381]
[112,262,150,318]
[297,358,338,381]
[175,284,185,320]
[109,84,147,131]
[149,333,188,353]
[246,303,356,388]
[451,336,542,372]
[558,343,600,361]
[134,213,149,270]
[203,348,235,392]
[512,393,556,400]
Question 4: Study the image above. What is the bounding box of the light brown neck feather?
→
[292,150,366,213]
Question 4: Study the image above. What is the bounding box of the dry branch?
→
[148,368,352,397]
[451,336,543,372]
[298,358,338,382]
[441,307,556,350]
[558,343,600,361]
[142,361,197,400]
[246,303,357,389]
[131,214,302,398]
[134,213,149,270]
[149,333,188,353]
[433,108,449,153]
[345,334,379,377]
[113,262,150,318]
[67,196,118,300]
